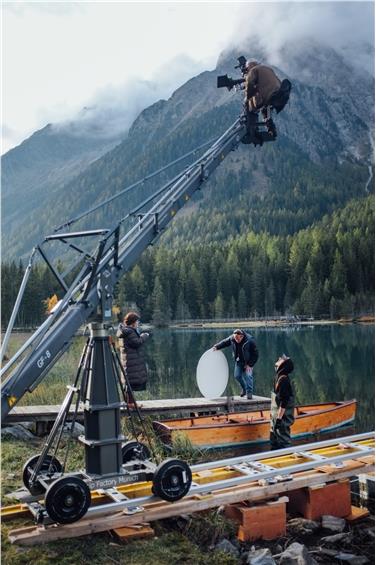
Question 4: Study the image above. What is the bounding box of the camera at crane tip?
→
[217,55,248,91]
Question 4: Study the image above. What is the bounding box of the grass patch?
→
[180,510,237,548]
[1,432,232,564]
[170,432,209,464]
[2,334,86,406]
[1,526,238,565]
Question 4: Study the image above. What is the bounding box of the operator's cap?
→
[233,328,244,335]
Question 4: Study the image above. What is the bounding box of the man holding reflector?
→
[213,329,258,399]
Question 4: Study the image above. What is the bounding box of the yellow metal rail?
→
[2,433,374,522]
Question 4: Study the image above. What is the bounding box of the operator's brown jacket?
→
[246,64,281,111]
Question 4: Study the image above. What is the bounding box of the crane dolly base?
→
[19,323,192,525]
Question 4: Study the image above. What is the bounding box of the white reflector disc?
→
[196,349,229,398]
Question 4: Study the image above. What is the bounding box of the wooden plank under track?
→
[7,459,374,546]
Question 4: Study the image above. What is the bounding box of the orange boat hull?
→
[152,400,357,449]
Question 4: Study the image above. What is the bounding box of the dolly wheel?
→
[152,458,192,502]
[122,440,151,463]
[22,454,62,496]
[45,476,91,524]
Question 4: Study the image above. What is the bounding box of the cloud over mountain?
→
[231,1,374,73]
[51,55,207,140]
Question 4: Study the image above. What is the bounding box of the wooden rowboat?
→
[152,400,357,449]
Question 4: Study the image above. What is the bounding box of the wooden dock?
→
[3,395,271,424]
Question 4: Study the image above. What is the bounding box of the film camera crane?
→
[218,55,292,144]
[1,57,287,525]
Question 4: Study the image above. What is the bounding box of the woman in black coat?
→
[117,312,150,391]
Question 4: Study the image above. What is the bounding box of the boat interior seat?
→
[228,417,265,423]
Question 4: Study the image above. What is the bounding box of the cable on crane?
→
[53,137,217,233]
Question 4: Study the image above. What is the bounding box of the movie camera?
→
[217,55,248,91]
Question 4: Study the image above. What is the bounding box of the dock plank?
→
[4,396,271,423]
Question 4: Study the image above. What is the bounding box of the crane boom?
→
[1,117,247,421]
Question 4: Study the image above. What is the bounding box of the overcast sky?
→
[2,2,242,153]
[2,1,374,154]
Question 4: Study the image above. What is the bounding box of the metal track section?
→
[3,432,374,522]
[81,431,375,519]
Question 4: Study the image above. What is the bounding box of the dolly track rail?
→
[3,432,374,545]
[57,431,376,520]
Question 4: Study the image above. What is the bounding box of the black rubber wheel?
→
[152,458,192,502]
[45,476,91,524]
[22,454,62,496]
[122,440,151,463]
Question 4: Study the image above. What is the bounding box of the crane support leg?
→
[79,323,124,477]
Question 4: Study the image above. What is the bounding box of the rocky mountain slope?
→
[1,40,374,261]
[1,118,125,247]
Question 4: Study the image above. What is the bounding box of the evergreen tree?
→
[229,296,237,319]
[152,276,171,326]
[330,250,347,300]
[131,265,147,312]
[174,290,191,320]
[214,293,225,318]
[237,287,247,318]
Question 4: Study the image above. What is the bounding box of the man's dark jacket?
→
[214,332,258,368]
[116,324,149,390]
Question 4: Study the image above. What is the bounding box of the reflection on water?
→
[142,324,374,434]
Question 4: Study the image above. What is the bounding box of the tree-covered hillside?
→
[3,195,373,327]
[116,195,374,323]
[162,137,370,246]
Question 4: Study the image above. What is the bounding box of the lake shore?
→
[169,315,375,330]
[3,316,374,335]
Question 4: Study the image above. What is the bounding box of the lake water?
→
[13,324,374,435]
[140,324,374,434]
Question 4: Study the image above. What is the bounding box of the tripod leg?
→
[111,342,159,463]
[111,346,139,440]
[29,385,78,483]
[31,338,92,479]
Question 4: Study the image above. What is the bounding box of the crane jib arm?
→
[1,119,247,421]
